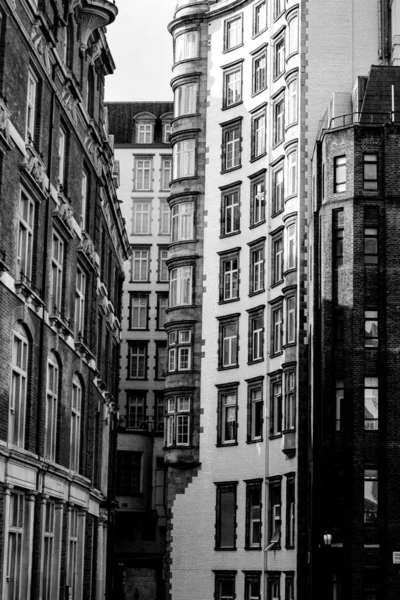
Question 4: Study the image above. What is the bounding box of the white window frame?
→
[174,82,198,117]
[273,165,284,213]
[161,157,172,190]
[45,352,59,461]
[175,31,199,62]
[127,394,145,428]
[132,201,151,234]
[225,15,242,50]
[131,248,149,282]
[287,14,299,55]
[169,266,192,307]
[251,314,263,361]
[9,331,29,447]
[130,295,148,329]
[273,97,285,145]
[70,376,81,472]
[286,222,296,270]
[171,202,194,242]
[160,202,170,235]
[253,1,267,36]
[252,247,264,293]
[287,149,297,196]
[286,296,296,344]
[274,37,285,78]
[173,139,196,179]
[137,123,153,144]
[163,122,172,143]
[67,507,85,600]
[17,190,35,283]
[128,345,146,379]
[251,179,265,225]
[272,306,283,354]
[221,391,237,444]
[58,127,66,187]
[251,387,263,441]
[224,67,242,107]
[222,257,239,301]
[75,266,86,339]
[273,236,283,284]
[159,248,169,282]
[134,159,152,191]
[224,126,241,171]
[287,78,298,124]
[222,322,238,367]
[253,52,266,94]
[254,112,266,157]
[165,396,191,446]
[26,69,37,141]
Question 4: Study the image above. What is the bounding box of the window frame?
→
[249,238,265,295]
[126,392,146,430]
[273,36,285,79]
[169,264,193,307]
[273,95,285,146]
[134,158,153,192]
[130,246,150,282]
[365,309,378,348]
[333,209,344,268]
[158,246,169,282]
[364,469,378,524]
[287,77,298,125]
[364,377,378,431]
[252,109,267,160]
[214,571,237,600]
[128,293,149,330]
[116,451,142,494]
[220,185,241,237]
[271,302,283,356]
[247,377,264,443]
[245,481,263,550]
[127,342,148,380]
[363,153,378,190]
[74,265,86,340]
[173,138,196,179]
[218,315,239,370]
[271,231,284,285]
[287,147,297,197]
[248,307,264,363]
[156,292,169,330]
[136,122,153,144]
[50,230,65,315]
[270,376,283,437]
[58,126,67,189]
[217,383,239,446]
[253,0,267,37]
[26,68,38,142]
[268,477,282,547]
[174,81,198,117]
[223,63,243,109]
[272,162,284,215]
[161,157,173,191]
[221,120,242,173]
[45,352,59,462]
[252,48,267,95]
[17,188,36,284]
[155,341,167,380]
[284,371,296,431]
[70,375,82,473]
[224,14,243,52]
[285,295,296,345]
[219,249,240,303]
[215,482,238,550]
[174,30,199,63]
[9,330,29,447]
[168,328,193,373]
[334,155,346,193]
[165,395,191,447]
[171,201,195,243]
[249,172,266,227]
[285,475,295,548]
[287,13,299,55]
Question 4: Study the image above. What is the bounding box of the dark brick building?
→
[0,0,129,599]
[309,65,400,600]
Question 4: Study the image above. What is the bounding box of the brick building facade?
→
[0,0,129,599]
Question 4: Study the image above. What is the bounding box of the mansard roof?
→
[106,101,174,145]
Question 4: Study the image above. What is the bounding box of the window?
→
[222,122,241,171]
[249,308,264,362]
[287,14,299,54]
[364,377,378,430]
[128,343,147,379]
[165,396,191,446]
[168,329,192,372]
[157,294,168,329]
[285,296,295,344]
[131,247,149,281]
[70,376,81,472]
[248,379,263,442]
[173,139,196,179]
[272,234,283,284]
[364,469,378,523]
[253,1,267,35]
[270,379,282,436]
[218,316,239,368]
[171,202,194,242]
[364,154,378,190]
[215,483,237,549]
[26,69,38,141]
[271,304,283,355]
[7,492,26,598]
[58,127,66,188]
[252,111,266,158]
[365,310,378,347]
[129,294,149,330]
[250,174,266,226]
[174,82,198,117]
[364,227,378,264]
[224,15,242,50]
[272,164,284,214]
[175,31,199,62]
[220,251,239,302]
[67,507,84,600]
[221,187,240,236]
[45,352,59,461]
[127,392,146,428]
[81,170,88,230]
[41,500,56,600]
[334,156,346,192]
[287,78,298,124]
[268,478,282,546]
[245,481,262,549]
[161,158,172,190]
[284,371,296,431]
[285,574,295,600]
[286,239,297,282]
[155,394,165,432]
[287,148,297,196]
[273,97,285,145]
[156,342,167,379]
[217,385,238,444]
[223,65,243,108]
[286,476,295,547]
[169,265,192,306]
[274,0,284,18]
[252,50,267,94]
[75,266,86,339]
[274,38,285,78]
[249,239,265,294]
[117,451,142,494]
[134,159,152,191]
[215,572,236,600]
[159,202,170,236]
[9,330,29,447]
[333,209,344,267]
[163,122,172,143]
[137,123,153,144]
[51,231,64,313]
[335,379,344,431]
[17,189,35,283]
[158,247,169,282]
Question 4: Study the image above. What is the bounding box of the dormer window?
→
[135,112,156,144]
[163,122,172,144]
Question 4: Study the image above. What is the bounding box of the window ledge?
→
[223,43,244,54]
[221,165,242,175]
[219,297,240,305]
[271,207,284,218]
[244,546,262,551]
[271,279,284,289]
[248,358,264,365]
[222,100,243,111]
[269,433,283,440]
[217,365,239,371]
[216,442,239,448]
[249,289,265,297]
[250,151,267,164]
[250,220,266,229]
[219,230,241,239]
[246,438,263,445]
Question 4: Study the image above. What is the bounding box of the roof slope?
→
[106,101,174,145]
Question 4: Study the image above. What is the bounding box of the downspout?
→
[35,65,57,457]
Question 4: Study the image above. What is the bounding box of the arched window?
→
[45,352,59,461]
[70,375,82,472]
[9,326,29,447]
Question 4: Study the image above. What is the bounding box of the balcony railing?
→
[118,415,164,434]
[328,111,400,130]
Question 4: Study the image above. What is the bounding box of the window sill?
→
[269,433,283,440]
[248,357,264,365]
[284,192,297,203]
[221,164,242,175]
[244,545,262,551]
[272,139,284,151]
[157,280,170,285]
[169,176,198,186]
[222,100,243,111]
[271,207,284,218]
[249,289,265,297]
[285,50,299,62]
[273,71,285,83]
[223,43,244,54]
[220,230,241,239]
[250,219,266,229]
[252,27,268,40]
[282,342,296,349]
[285,120,299,133]
[219,297,240,305]
[251,87,268,99]
[130,280,151,284]
[283,267,297,276]
[246,438,263,445]
[173,57,201,68]
[250,151,267,164]
[166,304,196,312]
[217,365,239,371]
[271,279,284,289]
[270,350,283,358]
[167,369,195,375]
[216,442,239,448]
[132,189,153,194]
